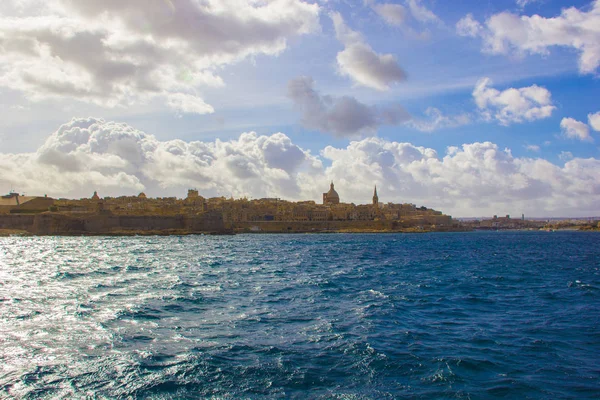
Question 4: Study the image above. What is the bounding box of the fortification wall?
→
[33,213,86,235]
[0,212,227,235]
[0,214,36,231]
[83,215,121,232]
[117,215,185,231]
[0,212,454,235]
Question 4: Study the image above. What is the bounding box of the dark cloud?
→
[287,76,410,137]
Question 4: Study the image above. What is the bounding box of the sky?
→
[0,0,599,217]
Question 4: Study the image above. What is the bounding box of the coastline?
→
[2,212,596,237]
[0,212,467,236]
[5,227,600,237]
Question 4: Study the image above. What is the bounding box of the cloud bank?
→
[457,1,600,74]
[1,118,599,217]
[0,0,320,112]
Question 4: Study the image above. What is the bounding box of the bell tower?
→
[372,185,378,207]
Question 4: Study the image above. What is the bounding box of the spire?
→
[330,181,334,189]
[372,185,379,206]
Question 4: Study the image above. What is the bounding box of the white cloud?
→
[0,0,320,112]
[166,93,215,115]
[588,111,600,132]
[525,144,540,152]
[331,12,406,90]
[456,13,482,37]
[456,1,600,74]
[2,118,600,217]
[560,117,593,142]
[473,78,555,125]
[372,3,407,26]
[287,76,409,137]
[406,0,441,25]
[407,107,471,132]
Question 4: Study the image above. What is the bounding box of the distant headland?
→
[0,183,467,236]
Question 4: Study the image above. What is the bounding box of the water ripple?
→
[0,232,599,398]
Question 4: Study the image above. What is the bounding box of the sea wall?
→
[83,215,186,233]
[0,213,226,235]
[0,212,461,235]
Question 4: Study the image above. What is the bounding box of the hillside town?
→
[4,181,597,236]
[0,182,458,235]
[55,183,452,226]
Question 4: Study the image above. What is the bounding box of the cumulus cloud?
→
[525,144,540,152]
[0,0,320,112]
[323,138,600,216]
[287,76,410,137]
[331,12,406,90]
[560,117,593,142]
[2,118,600,217]
[456,1,600,74]
[0,117,322,200]
[588,111,600,131]
[473,78,555,125]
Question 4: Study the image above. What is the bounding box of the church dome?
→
[327,185,339,200]
[325,182,340,204]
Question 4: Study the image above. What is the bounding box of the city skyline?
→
[0,0,599,217]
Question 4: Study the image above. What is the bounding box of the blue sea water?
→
[0,232,599,399]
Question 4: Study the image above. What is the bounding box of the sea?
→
[0,232,599,399]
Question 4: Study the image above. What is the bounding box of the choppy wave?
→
[1,232,599,399]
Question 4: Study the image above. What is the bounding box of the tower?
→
[372,185,378,207]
